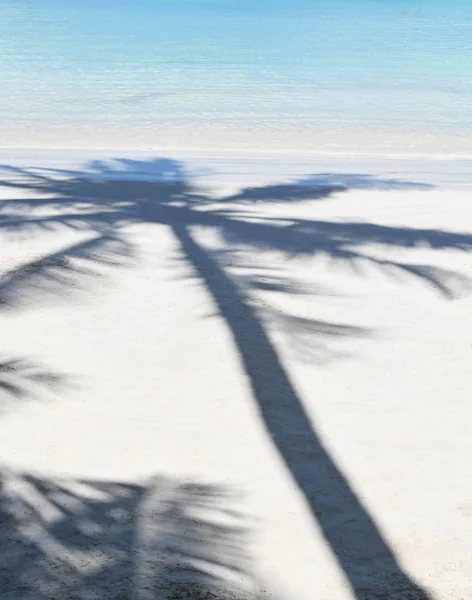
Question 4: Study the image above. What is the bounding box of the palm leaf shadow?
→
[0,469,259,599]
[0,357,64,411]
[0,231,133,310]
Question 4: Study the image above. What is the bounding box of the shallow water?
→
[1,0,472,152]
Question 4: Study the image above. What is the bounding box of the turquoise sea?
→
[1,0,472,152]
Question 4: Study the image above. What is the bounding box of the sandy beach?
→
[0,148,470,599]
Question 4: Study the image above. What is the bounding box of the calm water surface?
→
[1,0,472,150]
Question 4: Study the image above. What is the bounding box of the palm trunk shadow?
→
[173,223,430,600]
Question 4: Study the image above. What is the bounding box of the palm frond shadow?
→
[0,468,260,600]
[0,231,133,310]
[223,173,432,204]
[0,357,65,410]
[214,217,472,297]
[262,308,370,364]
[2,157,470,598]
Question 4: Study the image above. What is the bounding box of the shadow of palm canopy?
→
[0,469,256,600]
[0,158,470,301]
[1,157,471,599]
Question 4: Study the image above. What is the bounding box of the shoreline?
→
[1,146,471,189]
[1,122,471,160]
[2,145,472,161]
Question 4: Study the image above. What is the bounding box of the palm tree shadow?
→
[0,468,258,600]
[2,157,472,598]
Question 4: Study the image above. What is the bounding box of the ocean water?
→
[1,0,472,153]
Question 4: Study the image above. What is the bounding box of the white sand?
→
[0,149,471,600]
[1,122,472,158]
